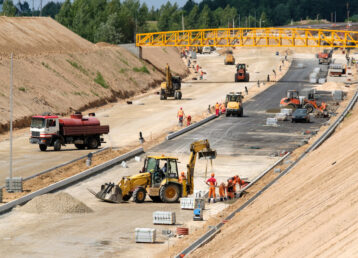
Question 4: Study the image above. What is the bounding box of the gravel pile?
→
[20,192,93,214]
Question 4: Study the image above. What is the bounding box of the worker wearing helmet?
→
[215,102,220,116]
[177,107,185,127]
[236,175,247,189]
[220,103,226,115]
[206,173,217,203]
[219,182,227,201]
[227,179,235,199]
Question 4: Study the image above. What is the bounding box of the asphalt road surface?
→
[152,58,331,156]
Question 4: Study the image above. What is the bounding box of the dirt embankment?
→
[190,98,358,256]
[0,17,188,134]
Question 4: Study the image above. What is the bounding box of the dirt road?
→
[0,48,287,185]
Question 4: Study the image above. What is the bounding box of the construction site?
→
[0,15,357,258]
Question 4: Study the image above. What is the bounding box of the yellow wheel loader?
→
[160,64,182,100]
[225,92,244,117]
[90,140,216,203]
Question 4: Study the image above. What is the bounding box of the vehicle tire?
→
[226,112,230,117]
[234,74,238,82]
[75,144,86,150]
[54,139,61,151]
[304,104,314,113]
[87,137,99,149]
[174,92,178,100]
[149,196,161,202]
[133,187,146,203]
[291,119,294,123]
[160,184,180,203]
[39,144,47,151]
[239,108,243,117]
[178,91,182,100]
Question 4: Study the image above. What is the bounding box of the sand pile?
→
[20,192,92,214]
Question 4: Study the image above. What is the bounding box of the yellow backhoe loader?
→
[160,64,182,100]
[90,140,216,203]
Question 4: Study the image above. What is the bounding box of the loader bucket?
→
[88,182,122,203]
[198,150,217,160]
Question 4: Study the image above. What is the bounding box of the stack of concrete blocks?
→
[266,118,278,126]
[332,90,343,101]
[180,197,205,210]
[135,228,156,243]
[5,177,23,192]
[275,112,288,121]
[194,190,208,198]
[309,72,318,84]
[153,211,176,225]
[281,108,292,116]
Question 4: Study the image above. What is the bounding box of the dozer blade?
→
[199,150,217,160]
[88,182,123,203]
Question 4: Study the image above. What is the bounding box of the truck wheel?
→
[239,108,244,117]
[304,104,314,113]
[54,139,61,151]
[39,144,47,151]
[160,184,180,203]
[133,187,146,203]
[178,91,182,100]
[87,137,99,149]
[75,144,86,150]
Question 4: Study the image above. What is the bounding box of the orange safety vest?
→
[178,110,184,117]
[215,104,220,110]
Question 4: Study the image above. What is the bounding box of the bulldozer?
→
[225,92,244,117]
[160,64,182,100]
[90,140,216,204]
[280,90,327,113]
[235,63,249,82]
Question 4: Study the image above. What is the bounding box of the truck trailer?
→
[30,112,109,151]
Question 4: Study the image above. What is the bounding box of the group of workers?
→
[206,173,247,203]
[214,102,226,116]
[177,107,191,127]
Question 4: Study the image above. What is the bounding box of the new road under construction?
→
[0,17,357,258]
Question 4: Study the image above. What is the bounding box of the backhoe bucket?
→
[199,150,217,160]
[88,182,122,203]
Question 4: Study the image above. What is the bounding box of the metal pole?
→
[40,0,42,16]
[9,53,13,181]
[182,12,185,31]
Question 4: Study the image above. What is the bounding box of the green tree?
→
[94,13,123,43]
[42,2,62,18]
[56,0,73,28]
[198,4,213,29]
[186,4,199,29]
[272,3,290,25]
[2,0,17,16]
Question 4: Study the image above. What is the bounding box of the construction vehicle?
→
[91,139,216,204]
[280,90,327,113]
[235,64,249,82]
[225,92,244,117]
[224,51,235,65]
[160,64,182,100]
[30,112,109,151]
[329,63,346,77]
[318,49,332,64]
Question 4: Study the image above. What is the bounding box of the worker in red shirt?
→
[206,173,217,203]
[219,182,227,201]
[215,102,220,116]
[177,107,185,126]
[220,103,226,115]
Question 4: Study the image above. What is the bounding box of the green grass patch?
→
[119,58,129,66]
[73,91,82,96]
[162,48,168,54]
[18,87,26,92]
[133,66,150,74]
[120,68,128,73]
[130,77,138,86]
[66,59,89,76]
[94,72,109,89]
[41,62,50,69]
[91,90,99,97]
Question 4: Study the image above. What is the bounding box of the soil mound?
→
[20,192,92,214]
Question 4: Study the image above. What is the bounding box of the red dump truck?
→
[317,49,332,64]
[30,112,109,151]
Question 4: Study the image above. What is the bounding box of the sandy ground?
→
[0,47,289,185]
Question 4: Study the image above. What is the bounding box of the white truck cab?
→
[30,115,60,150]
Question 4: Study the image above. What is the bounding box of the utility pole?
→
[32,0,34,16]
[40,0,42,16]
[182,12,185,31]
[260,18,262,28]
[346,2,350,24]
[9,53,13,183]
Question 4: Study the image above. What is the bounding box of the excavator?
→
[90,140,216,204]
[280,90,327,113]
[160,64,182,100]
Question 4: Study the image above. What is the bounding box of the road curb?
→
[167,115,217,140]
[0,147,144,214]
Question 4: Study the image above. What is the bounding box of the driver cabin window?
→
[168,160,178,178]
[47,119,56,128]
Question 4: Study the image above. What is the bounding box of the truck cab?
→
[30,115,60,151]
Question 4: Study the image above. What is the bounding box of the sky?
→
[19,0,195,10]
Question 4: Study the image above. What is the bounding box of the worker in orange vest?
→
[200,70,204,80]
[220,103,226,115]
[226,179,235,199]
[178,172,186,183]
[219,182,227,201]
[215,102,220,116]
[177,107,185,126]
[236,174,248,189]
[206,173,217,203]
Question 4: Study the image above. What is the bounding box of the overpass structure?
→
[136,27,358,48]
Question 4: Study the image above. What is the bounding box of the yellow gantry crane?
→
[136,27,358,48]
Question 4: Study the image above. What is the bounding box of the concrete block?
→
[274,168,281,173]
[153,211,176,225]
[5,177,23,193]
[281,108,292,116]
[266,118,278,126]
[180,198,205,210]
[135,228,156,243]
[318,78,326,84]
[332,90,343,101]
[275,113,288,121]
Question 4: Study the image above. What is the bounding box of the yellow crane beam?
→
[136,27,358,48]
